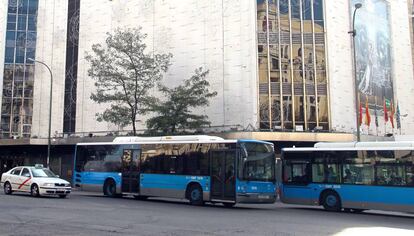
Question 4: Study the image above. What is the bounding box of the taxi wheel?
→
[4,182,12,195]
[31,184,40,197]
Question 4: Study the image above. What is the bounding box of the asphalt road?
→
[0,191,413,236]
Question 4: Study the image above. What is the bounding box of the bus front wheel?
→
[322,191,341,212]
[103,179,118,197]
[187,184,204,206]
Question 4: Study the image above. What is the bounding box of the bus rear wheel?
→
[188,185,204,206]
[322,191,341,212]
[223,202,235,208]
[103,179,118,197]
[133,195,148,200]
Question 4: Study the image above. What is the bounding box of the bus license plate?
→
[258,195,270,199]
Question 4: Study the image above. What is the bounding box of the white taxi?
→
[0,165,71,198]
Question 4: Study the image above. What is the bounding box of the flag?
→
[390,101,395,129]
[374,104,379,127]
[396,102,401,129]
[383,98,388,123]
[365,97,371,126]
[359,102,363,125]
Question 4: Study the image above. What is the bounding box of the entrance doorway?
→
[121,149,140,193]
[210,150,236,202]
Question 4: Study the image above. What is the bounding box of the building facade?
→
[1,0,414,141]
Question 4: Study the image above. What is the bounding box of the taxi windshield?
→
[30,168,57,178]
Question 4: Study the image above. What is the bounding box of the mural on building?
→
[352,0,393,108]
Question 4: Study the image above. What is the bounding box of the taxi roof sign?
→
[35,164,44,169]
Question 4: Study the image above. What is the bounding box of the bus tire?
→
[321,190,341,212]
[351,208,365,213]
[223,202,235,208]
[4,181,12,195]
[187,184,204,206]
[103,179,118,197]
[133,195,148,200]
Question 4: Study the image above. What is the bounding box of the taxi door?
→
[19,168,32,192]
[9,167,23,190]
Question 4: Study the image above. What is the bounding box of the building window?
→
[257,0,329,131]
[1,0,38,138]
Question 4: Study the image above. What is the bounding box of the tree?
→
[86,27,172,135]
[146,68,217,134]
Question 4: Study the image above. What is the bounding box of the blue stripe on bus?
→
[74,171,121,186]
[141,174,210,191]
[282,183,414,206]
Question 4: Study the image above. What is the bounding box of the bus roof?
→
[283,141,414,152]
[76,136,273,146]
[76,140,238,146]
[113,135,225,143]
[314,141,414,148]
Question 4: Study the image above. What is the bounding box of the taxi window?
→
[21,168,31,178]
[11,168,22,175]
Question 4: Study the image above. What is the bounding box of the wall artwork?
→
[352,0,393,107]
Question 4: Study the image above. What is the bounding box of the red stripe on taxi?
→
[18,177,31,189]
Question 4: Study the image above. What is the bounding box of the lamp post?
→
[349,3,362,142]
[28,58,53,168]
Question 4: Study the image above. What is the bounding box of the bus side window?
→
[284,162,310,184]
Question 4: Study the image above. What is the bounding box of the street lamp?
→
[28,58,53,168]
[348,3,362,142]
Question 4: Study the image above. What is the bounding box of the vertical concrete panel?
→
[76,0,257,134]
[324,0,356,135]
[389,0,414,135]
[32,0,68,138]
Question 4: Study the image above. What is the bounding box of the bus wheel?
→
[322,191,341,212]
[223,202,235,208]
[350,208,365,213]
[188,184,204,206]
[103,179,117,197]
[133,195,148,200]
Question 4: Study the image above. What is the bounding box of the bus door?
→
[121,149,141,193]
[281,160,313,205]
[210,150,236,202]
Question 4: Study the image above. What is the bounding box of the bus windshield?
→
[240,142,275,182]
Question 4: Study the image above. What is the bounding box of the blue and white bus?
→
[73,135,276,207]
[280,141,414,213]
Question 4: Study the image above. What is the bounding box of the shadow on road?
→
[286,206,414,220]
[79,193,273,211]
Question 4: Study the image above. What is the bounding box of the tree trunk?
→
[131,113,137,136]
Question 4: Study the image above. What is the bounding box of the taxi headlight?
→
[65,183,71,187]
[43,183,54,187]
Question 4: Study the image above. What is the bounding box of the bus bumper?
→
[237,193,276,204]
